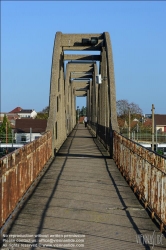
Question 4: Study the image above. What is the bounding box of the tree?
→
[129,102,143,116]
[116,100,143,133]
[36,112,49,119]
[41,106,49,113]
[36,106,49,119]
[79,106,87,116]
[116,99,143,118]
[0,115,12,143]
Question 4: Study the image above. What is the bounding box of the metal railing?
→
[0,131,52,228]
[121,131,166,143]
[113,131,166,232]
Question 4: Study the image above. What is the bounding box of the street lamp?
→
[128,109,131,139]
[12,129,14,149]
[77,106,79,123]
[151,104,155,151]
[137,123,139,142]
[156,128,158,152]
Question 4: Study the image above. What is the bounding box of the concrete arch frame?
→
[47,32,119,156]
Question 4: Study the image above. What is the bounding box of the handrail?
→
[113,130,166,232]
[0,131,52,228]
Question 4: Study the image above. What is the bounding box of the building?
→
[15,119,47,144]
[9,107,37,119]
[17,109,37,119]
[154,114,166,132]
[0,107,38,127]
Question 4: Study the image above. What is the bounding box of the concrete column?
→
[47,32,62,155]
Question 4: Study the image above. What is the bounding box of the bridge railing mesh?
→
[113,131,166,232]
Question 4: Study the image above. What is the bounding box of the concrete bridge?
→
[0,32,166,249]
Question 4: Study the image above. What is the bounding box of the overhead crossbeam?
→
[71,73,93,79]
[75,91,87,96]
[64,54,101,61]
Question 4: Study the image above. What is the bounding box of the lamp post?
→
[30,127,32,142]
[156,128,158,152]
[6,122,8,144]
[128,109,131,139]
[12,129,14,148]
[151,104,155,151]
[137,123,139,142]
[77,106,79,123]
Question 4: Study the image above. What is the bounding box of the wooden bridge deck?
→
[4,124,166,250]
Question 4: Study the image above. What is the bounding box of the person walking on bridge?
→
[84,116,88,127]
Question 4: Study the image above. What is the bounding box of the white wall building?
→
[15,119,47,144]
[17,109,37,119]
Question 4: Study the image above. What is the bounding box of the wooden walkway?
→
[3,124,166,250]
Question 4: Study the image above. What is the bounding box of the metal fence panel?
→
[0,131,52,228]
[113,131,166,231]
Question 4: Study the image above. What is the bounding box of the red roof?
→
[154,114,166,126]
[7,114,19,120]
[15,119,47,133]
[144,118,152,127]
[9,107,22,113]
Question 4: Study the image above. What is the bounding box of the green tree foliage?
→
[36,106,49,119]
[79,106,87,116]
[36,112,49,119]
[0,115,12,143]
[41,106,49,113]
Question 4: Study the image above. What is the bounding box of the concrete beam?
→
[68,62,94,66]
[71,80,90,85]
[64,54,101,61]
[75,88,88,92]
[75,91,87,96]
[63,46,101,51]
[70,73,92,79]
[69,67,94,72]
[67,63,94,72]
[72,83,89,89]
[61,34,104,47]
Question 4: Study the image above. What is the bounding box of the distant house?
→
[144,114,152,119]
[0,107,38,129]
[17,109,37,119]
[0,113,5,124]
[154,114,166,132]
[143,118,152,129]
[15,119,47,144]
[9,107,22,113]
[9,107,37,119]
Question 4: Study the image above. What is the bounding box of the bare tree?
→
[116,99,143,117]
[116,100,129,117]
[129,102,142,115]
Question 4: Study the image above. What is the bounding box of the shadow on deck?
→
[2,124,166,250]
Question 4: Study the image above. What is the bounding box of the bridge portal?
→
[46,32,119,155]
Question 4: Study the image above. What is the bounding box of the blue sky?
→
[1,1,166,114]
